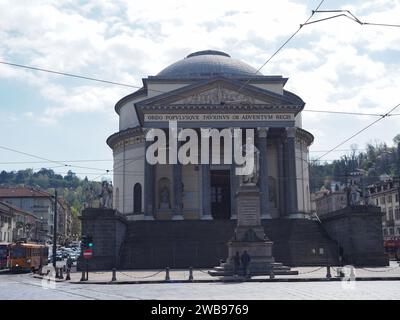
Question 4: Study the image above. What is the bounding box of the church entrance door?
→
[210,170,231,220]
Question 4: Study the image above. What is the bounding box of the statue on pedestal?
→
[100,181,113,208]
[84,185,96,208]
[240,145,260,186]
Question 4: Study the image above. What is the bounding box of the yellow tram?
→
[9,242,48,272]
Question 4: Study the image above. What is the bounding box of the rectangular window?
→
[390,228,394,235]
[381,197,386,205]
[388,195,392,203]
[11,247,26,258]
[395,208,400,220]
[397,228,400,235]
[396,194,399,203]
[376,199,379,206]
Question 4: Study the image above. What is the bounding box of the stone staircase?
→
[208,262,298,277]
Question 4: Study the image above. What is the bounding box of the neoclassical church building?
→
[100,50,343,268]
[79,50,387,270]
[107,50,313,221]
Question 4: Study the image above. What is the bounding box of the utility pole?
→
[52,190,58,268]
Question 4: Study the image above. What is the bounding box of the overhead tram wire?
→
[302,9,400,28]
[0,61,140,90]
[0,144,109,173]
[236,0,326,94]
[2,4,398,106]
[1,2,329,100]
[3,61,400,119]
[316,102,400,161]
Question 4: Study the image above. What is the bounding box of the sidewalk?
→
[33,261,400,284]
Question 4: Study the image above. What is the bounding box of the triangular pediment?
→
[136,77,302,109]
[171,86,267,105]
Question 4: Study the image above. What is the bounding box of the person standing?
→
[240,250,251,278]
[66,255,73,272]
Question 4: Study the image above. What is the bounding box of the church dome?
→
[156,50,262,78]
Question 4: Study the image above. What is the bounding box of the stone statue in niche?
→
[159,185,170,209]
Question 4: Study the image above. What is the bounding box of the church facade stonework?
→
[107,51,313,221]
[79,50,387,270]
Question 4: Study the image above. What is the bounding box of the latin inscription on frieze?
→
[144,113,294,122]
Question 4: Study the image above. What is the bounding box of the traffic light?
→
[81,234,93,250]
[87,235,93,248]
[81,234,88,249]
[81,234,93,249]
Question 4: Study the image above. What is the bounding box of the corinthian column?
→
[257,127,271,219]
[285,127,298,216]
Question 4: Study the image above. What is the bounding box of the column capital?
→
[257,127,269,138]
[286,127,297,138]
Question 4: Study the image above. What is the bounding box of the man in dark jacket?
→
[66,255,73,271]
[240,250,251,277]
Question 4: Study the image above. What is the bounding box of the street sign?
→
[83,249,93,259]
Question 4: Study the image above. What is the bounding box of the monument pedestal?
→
[209,184,297,277]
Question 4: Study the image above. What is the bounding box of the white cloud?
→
[0,0,399,159]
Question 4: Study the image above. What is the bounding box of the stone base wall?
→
[77,208,127,271]
[320,205,388,267]
[120,219,339,269]
[78,208,388,270]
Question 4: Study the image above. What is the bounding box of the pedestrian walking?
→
[240,250,251,278]
[66,255,73,272]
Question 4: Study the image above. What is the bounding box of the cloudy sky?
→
[1,0,399,181]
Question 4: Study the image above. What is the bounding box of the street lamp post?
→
[52,190,58,269]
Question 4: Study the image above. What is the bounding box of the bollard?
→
[165,267,170,281]
[112,268,117,282]
[80,269,86,281]
[269,269,275,279]
[188,267,193,282]
[326,266,332,279]
[55,267,60,279]
[66,269,71,281]
[350,266,355,279]
[59,267,64,280]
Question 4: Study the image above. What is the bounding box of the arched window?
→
[133,183,142,214]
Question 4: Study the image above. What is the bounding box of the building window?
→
[381,197,385,205]
[376,199,379,206]
[396,194,399,203]
[395,207,400,220]
[133,183,142,214]
[397,227,400,235]
[388,208,394,220]
[389,228,394,235]
[384,229,388,236]
[388,195,392,203]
